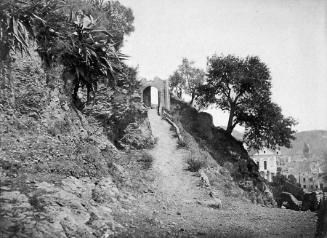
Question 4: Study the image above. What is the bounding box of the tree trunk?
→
[190,91,195,105]
[226,106,235,134]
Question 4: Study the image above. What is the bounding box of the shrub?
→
[187,155,205,172]
[137,152,154,170]
[29,194,45,212]
[177,139,187,148]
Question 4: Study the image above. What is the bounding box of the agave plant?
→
[1,0,129,107]
[0,0,44,104]
[55,11,127,103]
[0,0,44,61]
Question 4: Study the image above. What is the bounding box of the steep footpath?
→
[148,109,205,203]
[0,55,319,238]
[115,109,317,238]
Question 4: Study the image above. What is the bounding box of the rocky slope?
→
[0,54,319,237]
[0,53,154,237]
[170,97,276,206]
[112,109,317,238]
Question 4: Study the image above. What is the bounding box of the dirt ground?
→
[114,109,317,238]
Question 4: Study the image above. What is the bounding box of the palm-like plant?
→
[62,20,126,101]
[0,0,44,104]
[35,6,127,105]
[0,0,42,60]
[1,0,129,108]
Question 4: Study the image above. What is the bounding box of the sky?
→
[120,0,327,132]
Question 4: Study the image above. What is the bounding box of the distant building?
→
[297,164,326,192]
[251,149,278,182]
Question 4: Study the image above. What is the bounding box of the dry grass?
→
[137,152,154,170]
[186,154,206,172]
[177,139,187,148]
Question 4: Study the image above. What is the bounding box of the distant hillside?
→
[280,130,327,157]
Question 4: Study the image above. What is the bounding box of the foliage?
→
[169,71,184,98]
[169,58,205,104]
[287,174,297,185]
[197,54,296,151]
[0,0,135,108]
[63,0,134,48]
[137,152,154,170]
[96,0,135,49]
[243,101,297,150]
[0,0,44,61]
[34,2,129,103]
[186,154,206,172]
[271,174,287,186]
[0,0,45,106]
[177,139,187,148]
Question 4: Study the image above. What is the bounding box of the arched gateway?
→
[140,78,170,114]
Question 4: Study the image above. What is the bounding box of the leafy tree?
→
[188,68,205,105]
[169,58,205,104]
[99,0,135,49]
[169,71,184,99]
[197,54,296,150]
[63,0,134,48]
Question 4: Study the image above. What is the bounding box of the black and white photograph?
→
[0,0,326,237]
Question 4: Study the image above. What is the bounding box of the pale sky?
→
[120,0,327,132]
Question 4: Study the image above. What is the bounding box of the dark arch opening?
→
[143,86,159,108]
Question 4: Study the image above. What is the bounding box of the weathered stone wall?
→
[140,78,170,112]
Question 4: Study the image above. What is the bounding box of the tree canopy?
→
[168,58,205,104]
[197,54,296,151]
[0,0,135,107]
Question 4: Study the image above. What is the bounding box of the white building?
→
[251,149,278,182]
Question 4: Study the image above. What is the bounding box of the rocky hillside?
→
[280,130,327,157]
[0,54,319,237]
[170,97,275,206]
[0,53,155,237]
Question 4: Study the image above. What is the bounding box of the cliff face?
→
[0,54,154,237]
[170,97,275,206]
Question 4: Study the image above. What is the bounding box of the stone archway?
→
[140,78,170,114]
[142,86,160,108]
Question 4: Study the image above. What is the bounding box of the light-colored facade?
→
[251,149,278,182]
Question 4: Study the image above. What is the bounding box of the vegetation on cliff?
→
[196,55,297,151]
[170,97,276,206]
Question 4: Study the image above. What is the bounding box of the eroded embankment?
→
[114,109,317,238]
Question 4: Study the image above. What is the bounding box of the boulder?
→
[199,170,210,187]
[197,198,222,209]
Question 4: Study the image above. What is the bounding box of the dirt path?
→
[147,109,205,205]
[116,109,317,238]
